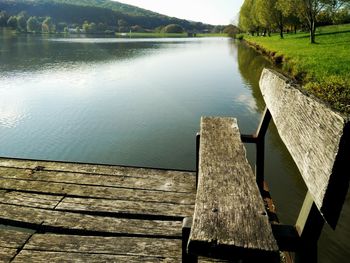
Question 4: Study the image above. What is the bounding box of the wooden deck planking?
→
[0,158,197,261]
[0,191,63,209]
[0,158,195,180]
[11,233,226,263]
[0,203,183,238]
[0,229,32,262]
[0,167,195,193]
[0,158,229,262]
[55,197,193,218]
[0,177,195,205]
[21,234,181,258]
[13,251,179,263]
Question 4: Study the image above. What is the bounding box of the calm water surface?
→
[0,29,349,262]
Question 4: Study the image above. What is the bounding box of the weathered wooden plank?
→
[0,229,31,263]
[0,204,182,237]
[13,251,178,263]
[0,190,193,219]
[260,68,350,227]
[56,197,193,218]
[22,234,181,258]
[0,167,195,193]
[0,191,62,209]
[0,229,31,249]
[0,247,17,262]
[0,178,195,205]
[0,158,195,180]
[189,117,279,261]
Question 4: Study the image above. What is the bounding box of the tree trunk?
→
[280,26,284,39]
[310,20,316,44]
[279,13,284,39]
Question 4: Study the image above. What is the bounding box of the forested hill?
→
[0,0,215,33]
[52,0,163,17]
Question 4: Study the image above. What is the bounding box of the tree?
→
[223,24,240,38]
[328,0,350,23]
[239,0,259,35]
[82,21,90,33]
[0,11,9,27]
[117,19,129,32]
[255,0,285,37]
[83,21,98,34]
[292,0,336,43]
[162,24,184,33]
[131,25,146,32]
[97,22,107,32]
[26,16,41,33]
[7,16,17,29]
[42,17,55,33]
[56,22,67,32]
[17,15,27,32]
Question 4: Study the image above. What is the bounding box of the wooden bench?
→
[183,68,350,263]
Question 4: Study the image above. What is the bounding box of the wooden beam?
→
[295,191,324,263]
[241,108,271,191]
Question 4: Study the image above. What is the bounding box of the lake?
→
[0,29,349,262]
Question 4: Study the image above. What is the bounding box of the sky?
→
[115,0,245,25]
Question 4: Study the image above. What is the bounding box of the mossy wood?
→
[260,68,350,228]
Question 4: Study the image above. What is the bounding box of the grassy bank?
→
[244,24,350,114]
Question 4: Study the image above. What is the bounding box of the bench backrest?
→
[259,69,350,228]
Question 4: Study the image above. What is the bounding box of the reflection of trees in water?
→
[234,40,306,223]
[0,31,162,74]
[235,41,271,112]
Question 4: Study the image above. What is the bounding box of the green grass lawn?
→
[245,24,350,114]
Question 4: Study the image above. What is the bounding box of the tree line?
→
[0,0,216,34]
[239,0,350,43]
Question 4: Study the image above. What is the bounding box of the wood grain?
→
[56,197,193,218]
[0,177,195,205]
[0,167,195,193]
[260,68,350,227]
[0,229,31,249]
[23,234,181,258]
[0,158,194,180]
[12,251,179,263]
[0,204,182,237]
[188,117,279,261]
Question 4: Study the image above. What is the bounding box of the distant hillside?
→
[51,0,163,17]
[0,0,216,32]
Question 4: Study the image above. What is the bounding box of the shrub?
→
[305,76,350,114]
[162,24,184,33]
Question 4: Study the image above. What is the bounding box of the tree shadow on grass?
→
[293,30,350,40]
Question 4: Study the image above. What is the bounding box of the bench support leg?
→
[295,191,324,263]
[182,217,197,263]
[196,133,200,189]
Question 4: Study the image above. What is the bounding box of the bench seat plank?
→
[188,117,279,261]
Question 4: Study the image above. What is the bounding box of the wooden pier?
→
[0,158,222,262]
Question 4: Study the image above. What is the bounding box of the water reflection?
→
[0,88,27,128]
